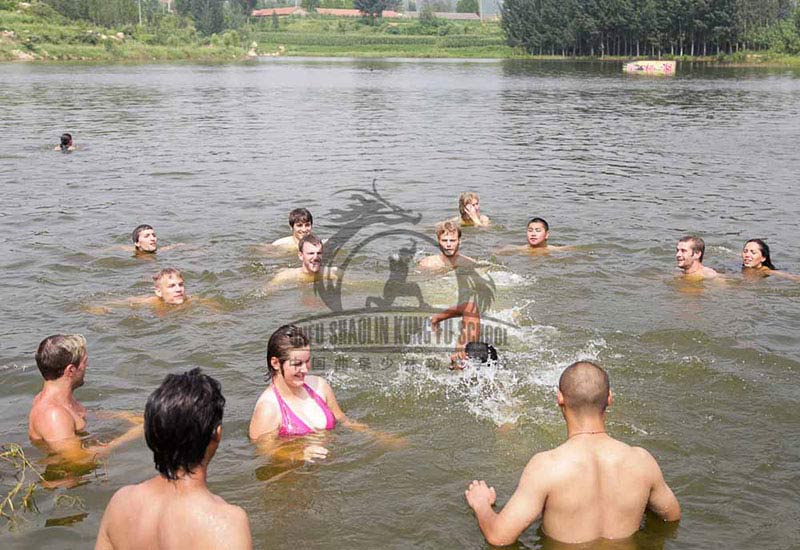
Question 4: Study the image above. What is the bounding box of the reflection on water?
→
[1,59,800,548]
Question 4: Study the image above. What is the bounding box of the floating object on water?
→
[623,60,676,76]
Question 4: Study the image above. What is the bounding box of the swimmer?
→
[431,301,482,368]
[54,133,75,152]
[267,234,338,289]
[249,325,359,462]
[456,192,491,227]
[418,221,477,271]
[742,239,800,281]
[466,361,681,545]
[497,217,572,255]
[28,335,143,464]
[95,368,252,550]
[675,235,719,279]
[270,208,314,251]
[118,225,182,255]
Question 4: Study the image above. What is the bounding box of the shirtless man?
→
[128,225,181,255]
[29,334,142,463]
[456,192,491,227]
[95,368,252,550]
[676,235,719,279]
[267,234,337,288]
[55,133,75,152]
[130,268,187,306]
[418,221,477,271]
[271,208,314,251]
[465,361,680,545]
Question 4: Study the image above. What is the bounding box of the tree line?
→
[501,0,800,57]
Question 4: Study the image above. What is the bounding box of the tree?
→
[456,0,478,13]
[353,0,399,22]
[176,0,224,35]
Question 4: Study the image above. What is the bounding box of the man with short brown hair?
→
[465,361,680,545]
[676,235,718,279]
[418,221,477,271]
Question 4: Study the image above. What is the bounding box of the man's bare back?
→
[466,361,679,546]
[95,476,251,550]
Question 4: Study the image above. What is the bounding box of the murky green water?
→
[1,59,799,549]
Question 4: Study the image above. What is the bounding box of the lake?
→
[1,58,799,549]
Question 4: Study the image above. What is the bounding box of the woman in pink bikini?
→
[249,324,351,462]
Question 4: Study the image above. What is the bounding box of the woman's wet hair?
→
[144,368,225,480]
[458,192,480,220]
[744,239,775,270]
[59,133,72,152]
[266,324,310,382]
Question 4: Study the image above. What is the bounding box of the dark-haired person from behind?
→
[95,368,252,550]
[55,133,75,152]
[742,239,800,281]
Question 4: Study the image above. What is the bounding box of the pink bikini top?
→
[273,382,336,437]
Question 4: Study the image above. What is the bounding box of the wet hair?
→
[145,368,225,481]
[465,342,498,363]
[266,324,310,382]
[558,361,610,414]
[59,133,72,152]
[298,233,323,253]
[458,192,480,220]
[132,224,154,245]
[153,267,182,285]
[678,235,705,262]
[744,239,775,270]
[527,217,550,232]
[288,208,313,228]
[35,334,87,381]
[436,220,462,239]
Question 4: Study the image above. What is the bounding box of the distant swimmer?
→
[95,368,252,550]
[465,361,681,545]
[29,335,143,464]
[54,133,75,152]
[742,239,800,281]
[675,235,719,279]
[418,221,477,272]
[270,208,314,251]
[497,217,572,255]
[129,224,181,255]
[249,325,380,462]
[456,192,490,227]
[267,234,338,289]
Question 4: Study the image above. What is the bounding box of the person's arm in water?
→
[37,409,143,465]
[640,448,681,521]
[465,453,549,546]
[431,301,481,366]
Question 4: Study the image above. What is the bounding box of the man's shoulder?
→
[30,400,77,439]
[271,236,295,247]
[418,255,442,269]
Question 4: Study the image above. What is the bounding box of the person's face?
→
[299,242,323,273]
[155,274,185,304]
[71,352,88,389]
[292,221,312,241]
[135,229,158,253]
[675,242,700,270]
[742,242,765,268]
[465,199,480,217]
[438,231,461,257]
[275,348,311,387]
[527,222,549,247]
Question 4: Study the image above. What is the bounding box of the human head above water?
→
[288,208,313,229]
[266,324,310,382]
[436,220,462,240]
[678,235,705,262]
[144,367,225,481]
[742,239,775,270]
[132,224,157,253]
[465,341,498,364]
[558,361,611,415]
[458,192,480,221]
[59,133,73,151]
[527,217,550,247]
[35,334,87,381]
[153,267,185,304]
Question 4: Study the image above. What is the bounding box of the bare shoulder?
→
[271,236,294,247]
[250,388,279,439]
[417,255,440,270]
[306,374,331,394]
[31,402,76,440]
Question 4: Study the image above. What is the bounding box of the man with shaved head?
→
[465,361,681,545]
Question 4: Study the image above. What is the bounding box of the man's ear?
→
[556,389,565,407]
[154,285,162,298]
[212,424,222,443]
[607,390,614,408]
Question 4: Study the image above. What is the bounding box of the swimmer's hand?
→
[303,444,329,463]
[465,480,497,511]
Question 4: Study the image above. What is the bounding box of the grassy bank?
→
[2,3,800,64]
